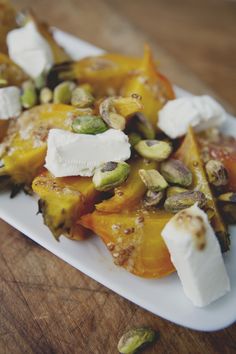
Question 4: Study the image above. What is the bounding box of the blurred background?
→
[12,0,236,111]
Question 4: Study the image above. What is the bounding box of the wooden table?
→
[1,0,236,353]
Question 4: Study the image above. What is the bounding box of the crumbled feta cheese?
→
[161,204,230,307]
[7,21,54,78]
[0,86,21,120]
[158,95,227,139]
[45,128,131,177]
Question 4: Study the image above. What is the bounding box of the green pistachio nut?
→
[93,161,130,191]
[205,159,228,187]
[71,87,95,108]
[118,327,156,354]
[40,87,53,104]
[71,115,108,135]
[144,190,165,207]
[21,80,37,109]
[160,159,192,187]
[166,186,188,198]
[134,112,155,139]
[164,190,207,213]
[128,132,142,147]
[53,81,75,104]
[99,97,126,130]
[218,192,236,203]
[34,73,46,89]
[139,169,168,192]
[134,140,172,161]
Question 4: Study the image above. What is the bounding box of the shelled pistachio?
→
[93,161,130,191]
[128,132,142,147]
[118,327,156,354]
[134,140,172,161]
[166,186,188,198]
[40,87,53,104]
[144,190,165,207]
[53,81,75,104]
[164,191,207,213]
[71,86,94,108]
[139,169,168,192]
[99,97,126,130]
[218,192,236,203]
[160,159,192,187]
[71,115,108,135]
[205,159,228,187]
[21,80,37,109]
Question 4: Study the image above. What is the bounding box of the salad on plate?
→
[0,1,235,309]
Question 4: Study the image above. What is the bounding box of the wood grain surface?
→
[1,0,236,353]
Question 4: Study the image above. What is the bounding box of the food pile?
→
[0,1,235,307]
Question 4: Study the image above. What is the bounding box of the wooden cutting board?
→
[1,0,236,353]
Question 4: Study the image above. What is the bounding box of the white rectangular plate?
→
[0,28,235,331]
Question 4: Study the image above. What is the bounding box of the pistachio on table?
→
[144,190,165,207]
[71,115,108,135]
[53,81,75,104]
[166,186,188,198]
[134,140,172,161]
[93,161,130,191]
[71,86,94,108]
[99,97,126,130]
[218,192,236,203]
[40,87,53,104]
[160,159,192,187]
[139,169,168,192]
[205,159,228,187]
[21,80,37,109]
[164,190,207,213]
[118,327,156,354]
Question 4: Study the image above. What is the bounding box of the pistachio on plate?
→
[53,81,75,104]
[21,80,37,109]
[139,169,168,192]
[164,190,207,213]
[128,132,142,147]
[166,186,188,198]
[40,87,53,104]
[118,327,156,354]
[134,140,172,161]
[99,97,126,130]
[144,190,165,207]
[71,115,108,135]
[218,192,236,203]
[160,159,192,187]
[93,161,130,191]
[205,159,228,187]
[134,112,155,139]
[71,86,94,108]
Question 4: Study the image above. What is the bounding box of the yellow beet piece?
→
[122,45,175,128]
[0,0,16,54]
[33,170,99,240]
[175,127,229,251]
[0,104,78,188]
[80,209,175,278]
[96,158,157,213]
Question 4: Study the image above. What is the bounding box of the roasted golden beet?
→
[80,209,175,278]
[121,45,175,128]
[0,104,78,188]
[96,158,157,213]
[47,54,142,93]
[0,53,29,86]
[175,127,229,251]
[33,169,99,240]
